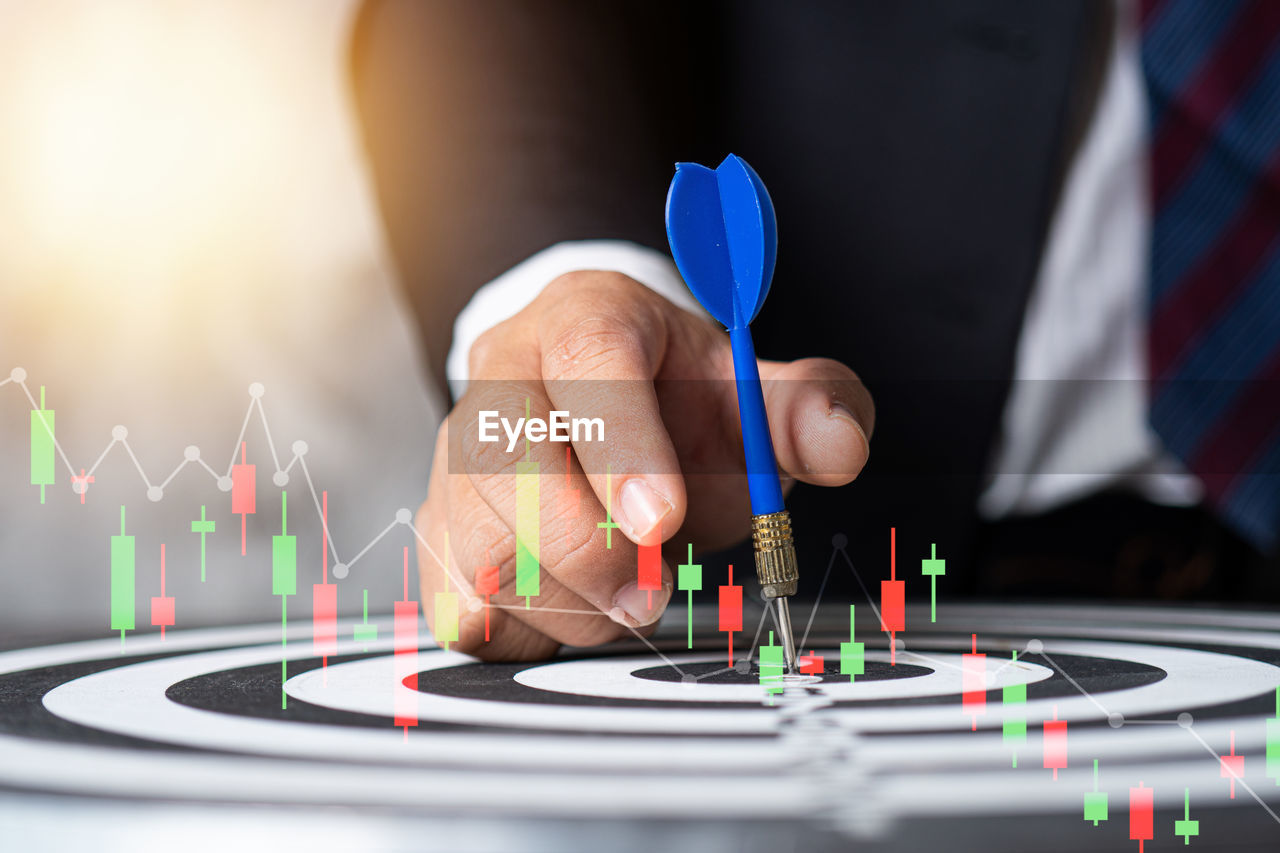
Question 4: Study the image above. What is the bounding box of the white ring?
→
[286,638,1278,735]
[511,651,1049,703]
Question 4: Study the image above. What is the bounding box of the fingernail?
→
[829,402,857,426]
[609,580,671,627]
[616,479,672,541]
[829,403,868,443]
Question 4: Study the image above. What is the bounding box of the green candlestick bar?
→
[839,605,865,682]
[273,491,296,709]
[515,460,540,606]
[759,631,784,700]
[1003,651,1028,767]
[920,543,945,623]
[435,587,459,649]
[597,464,621,548]
[516,398,540,607]
[191,505,216,582]
[273,491,297,596]
[30,386,55,505]
[1268,687,1280,786]
[1173,787,1199,844]
[353,589,378,648]
[1083,758,1108,826]
[110,505,135,650]
[677,543,703,649]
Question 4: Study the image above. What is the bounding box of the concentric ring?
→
[0,603,1272,829]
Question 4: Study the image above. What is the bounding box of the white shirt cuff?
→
[445,240,704,399]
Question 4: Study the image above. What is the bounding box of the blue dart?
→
[665,153,799,672]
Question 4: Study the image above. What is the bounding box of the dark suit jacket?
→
[349,0,1114,598]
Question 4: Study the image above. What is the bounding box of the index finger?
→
[536,272,688,547]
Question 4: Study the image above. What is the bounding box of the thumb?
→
[757,357,874,487]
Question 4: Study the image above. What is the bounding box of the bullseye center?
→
[633,659,932,684]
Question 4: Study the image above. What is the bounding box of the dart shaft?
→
[729,328,785,515]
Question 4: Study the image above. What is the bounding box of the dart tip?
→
[775,597,798,674]
[752,509,800,672]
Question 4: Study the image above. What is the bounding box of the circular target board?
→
[3,604,1280,849]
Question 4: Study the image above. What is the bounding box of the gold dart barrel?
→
[751,510,799,599]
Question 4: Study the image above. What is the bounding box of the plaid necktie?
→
[1142,0,1280,552]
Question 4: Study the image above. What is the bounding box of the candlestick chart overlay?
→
[2,366,1280,851]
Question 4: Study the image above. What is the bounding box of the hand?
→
[415,271,874,660]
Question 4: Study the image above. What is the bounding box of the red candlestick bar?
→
[1043,705,1068,779]
[312,491,338,673]
[962,633,987,731]
[475,551,500,643]
[1220,729,1244,799]
[799,652,825,675]
[719,564,743,667]
[557,446,581,521]
[1129,782,1154,853]
[393,547,419,738]
[150,543,175,639]
[231,441,256,556]
[72,467,93,504]
[637,528,662,608]
[313,584,337,664]
[880,527,905,665]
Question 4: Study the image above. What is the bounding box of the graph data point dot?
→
[248,382,265,398]
[10,367,26,382]
[73,481,87,494]
[217,476,234,492]
[184,445,200,461]
[466,598,483,613]
[1178,712,1193,728]
[272,471,289,487]
[146,486,163,502]
[112,425,128,441]
[396,508,412,524]
[734,659,751,674]
[1026,639,1044,655]
[831,533,848,549]
[332,563,349,580]
[291,440,308,456]
[681,674,697,685]
[893,638,905,651]
[1108,712,1124,728]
